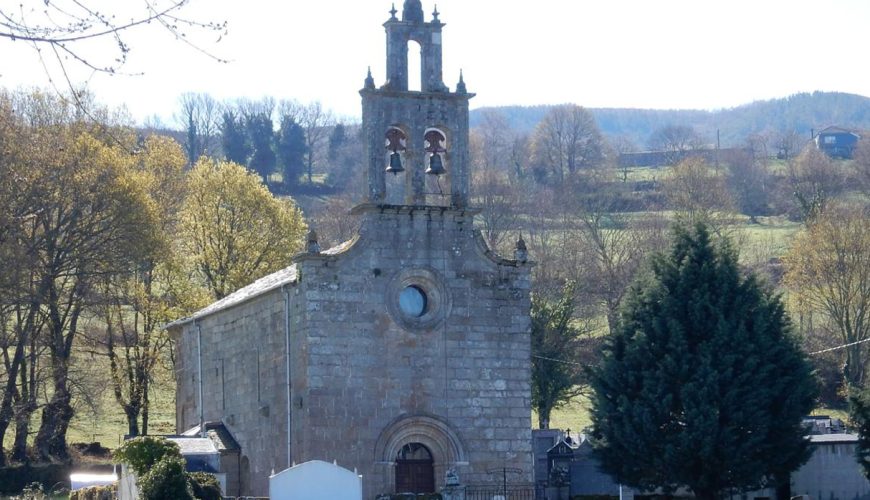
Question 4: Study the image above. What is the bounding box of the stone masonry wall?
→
[290,205,532,498]
[174,291,289,496]
[173,206,532,499]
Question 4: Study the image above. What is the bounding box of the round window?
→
[386,268,450,330]
[399,286,427,317]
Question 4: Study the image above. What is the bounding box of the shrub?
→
[69,484,116,500]
[114,436,182,477]
[138,456,194,500]
[188,471,222,500]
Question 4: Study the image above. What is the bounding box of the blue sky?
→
[2,0,869,126]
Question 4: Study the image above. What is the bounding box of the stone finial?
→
[364,66,375,90]
[456,70,467,94]
[514,234,527,263]
[432,5,440,22]
[307,229,321,254]
[389,3,398,19]
[402,0,424,23]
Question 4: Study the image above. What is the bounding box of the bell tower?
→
[361,1,474,207]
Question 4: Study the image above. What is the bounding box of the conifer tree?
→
[590,223,816,500]
[276,114,306,189]
[220,110,250,166]
[850,391,870,479]
[246,112,277,185]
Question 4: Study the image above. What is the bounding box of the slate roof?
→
[181,421,241,452]
[163,239,359,330]
[165,264,298,329]
[167,437,219,455]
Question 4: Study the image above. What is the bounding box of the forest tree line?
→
[1,86,869,469]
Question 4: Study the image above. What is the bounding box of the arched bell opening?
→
[385,127,408,174]
[407,40,423,92]
[423,127,451,205]
[385,126,409,204]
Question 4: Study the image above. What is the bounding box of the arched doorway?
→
[395,443,434,493]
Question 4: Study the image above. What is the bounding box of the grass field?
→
[1,350,176,453]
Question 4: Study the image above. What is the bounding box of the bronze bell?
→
[386,151,404,174]
[426,153,445,175]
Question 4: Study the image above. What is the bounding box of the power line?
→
[531,354,585,366]
[809,337,870,356]
[531,337,870,368]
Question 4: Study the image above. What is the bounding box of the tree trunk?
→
[846,344,865,389]
[35,358,74,461]
[774,471,792,500]
[0,412,9,466]
[11,406,32,462]
[142,377,150,435]
[0,305,39,466]
[126,406,140,438]
[12,349,38,462]
[538,406,551,430]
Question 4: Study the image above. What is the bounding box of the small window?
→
[824,136,836,144]
[399,286,427,317]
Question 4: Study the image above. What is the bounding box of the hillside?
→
[470,91,870,149]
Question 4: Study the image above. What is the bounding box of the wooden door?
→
[395,443,435,493]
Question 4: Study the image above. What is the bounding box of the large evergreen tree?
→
[220,110,250,166]
[246,112,277,185]
[276,114,306,189]
[589,223,816,500]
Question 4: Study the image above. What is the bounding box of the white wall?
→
[270,460,362,500]
[792,442,870,500]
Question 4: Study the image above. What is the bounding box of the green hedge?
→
[69,484,116,500]
[0,464,72,495]
[188,471,222,500]
[138,456,194,500]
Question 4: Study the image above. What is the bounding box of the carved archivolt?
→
[374,413,467,465]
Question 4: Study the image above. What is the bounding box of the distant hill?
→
[470,91,870,149]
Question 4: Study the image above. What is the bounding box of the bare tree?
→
[176,92,221,166]
[531,104,605,183]
[785,203,870,389]
[665,156,736,234]
[0,1,226,106]
[852,135,870,195]
[309,191,361,250]
[774,129,806,160]
[473,168,525,252]
[648,124,704,164]
[473,110,513,174]
[724,146,771,219]
[559,170,668,333]
[788,144,846,221]
[299,102,335,184]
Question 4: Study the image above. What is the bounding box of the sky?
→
[2,0,870,127]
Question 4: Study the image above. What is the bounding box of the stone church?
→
[168,1,533,497]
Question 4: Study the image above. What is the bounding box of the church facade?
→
[168,2,533,497]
